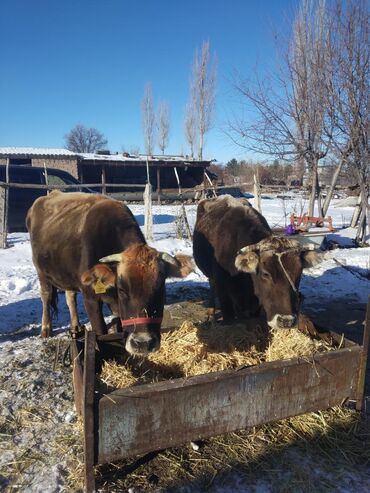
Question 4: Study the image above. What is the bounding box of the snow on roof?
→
[0,147,212,163]
[0,147,78,157]
[78,152,210,164]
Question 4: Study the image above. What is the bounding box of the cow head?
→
[81,244,193,355]
[234,237,323,329]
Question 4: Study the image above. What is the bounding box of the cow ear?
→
[81,264,116,290]
[301,250,325,268]
[235,251,259,273]
[165,254,194,278]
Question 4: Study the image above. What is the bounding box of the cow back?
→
[194,195,271,275]
[26,191,144,291]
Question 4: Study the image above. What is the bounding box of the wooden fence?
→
[0,181,147,249]
[0,170,269,248]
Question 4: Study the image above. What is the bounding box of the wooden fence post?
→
[101,166,106,195]
[0,185,8,249]
[356,296,370,412]
[144,183,153,241]
[253,172,262,213]
[156,166,161,204]
[43,162,49,195]
[204,171,217,198]
[0,159,9,248]
[83,330,96,493]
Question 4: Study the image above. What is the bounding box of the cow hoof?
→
[70,324,85,335]
[206,308,216,325]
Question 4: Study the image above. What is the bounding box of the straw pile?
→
[99,318,334,390]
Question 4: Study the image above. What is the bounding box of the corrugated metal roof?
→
[78,153,206,163]
[0,147,212,164]
[78,153,211,166]
[0,147,78,157]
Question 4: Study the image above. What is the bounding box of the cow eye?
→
[261,270,271,280]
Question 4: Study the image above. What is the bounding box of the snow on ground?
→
[0,195,369,492]
[0,197,367,335]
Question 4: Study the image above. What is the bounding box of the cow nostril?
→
[130,337,142,350]
[148,338,158,353]
[277,316,297,328]
[133,337,148,349]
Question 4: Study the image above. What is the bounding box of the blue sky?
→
[0,0,297,163]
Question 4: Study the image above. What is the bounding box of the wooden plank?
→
[83,331,96,493]
[356,296,370,411]
[97,333,125,343]
[0,182,145,190]
[71,339,84,416]
[0,185,7,249]
[101,166,106,195]
[98,345,361,463]
[0,159,9,249]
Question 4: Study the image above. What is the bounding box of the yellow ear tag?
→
[94,280,107,294]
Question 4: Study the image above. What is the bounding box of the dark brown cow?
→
[193,195,322,328]
[26,191,193,355]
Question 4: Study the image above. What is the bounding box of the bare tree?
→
[327,0,369,241]
[229,0,332,216]
[141,82,156,156]
[291,0,332,216]
[64,124,108,153]
[184,100,197,158]
[157,101,170,155]
[189,41,217,160]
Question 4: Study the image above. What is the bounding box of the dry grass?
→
[0,406,55,491]
[99,319,334,390]
[53,419,85,493]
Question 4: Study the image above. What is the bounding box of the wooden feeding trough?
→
[71,300,370,492]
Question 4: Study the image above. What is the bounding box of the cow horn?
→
[160,252,179,266]
[99,253,122,263]
[238,243,260,255]
[300,243,316,251]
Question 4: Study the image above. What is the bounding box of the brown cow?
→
[26,191,193,355]
[193,195,322,328]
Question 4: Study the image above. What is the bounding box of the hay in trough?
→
[265,326,332,362]
[99,318,334,390]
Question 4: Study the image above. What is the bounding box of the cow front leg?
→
[206,278,216,323]
[65,290,84,335]
[216,287,235,323]
[214,264,235,323]
[39,278,54,338]
[82,295,106,335]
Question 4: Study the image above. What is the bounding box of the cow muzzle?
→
[126,332,160,355]
[121,316,162,355]
[268,314,297,329]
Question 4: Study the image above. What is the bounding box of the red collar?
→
[120,316,163,327]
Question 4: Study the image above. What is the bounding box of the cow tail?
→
[50,286,59,320]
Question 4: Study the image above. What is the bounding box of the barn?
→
[0,147,214,200]
[0,147,80,177]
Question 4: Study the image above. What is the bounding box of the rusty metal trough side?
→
[71,300,370,492]
[98,344,361,463]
